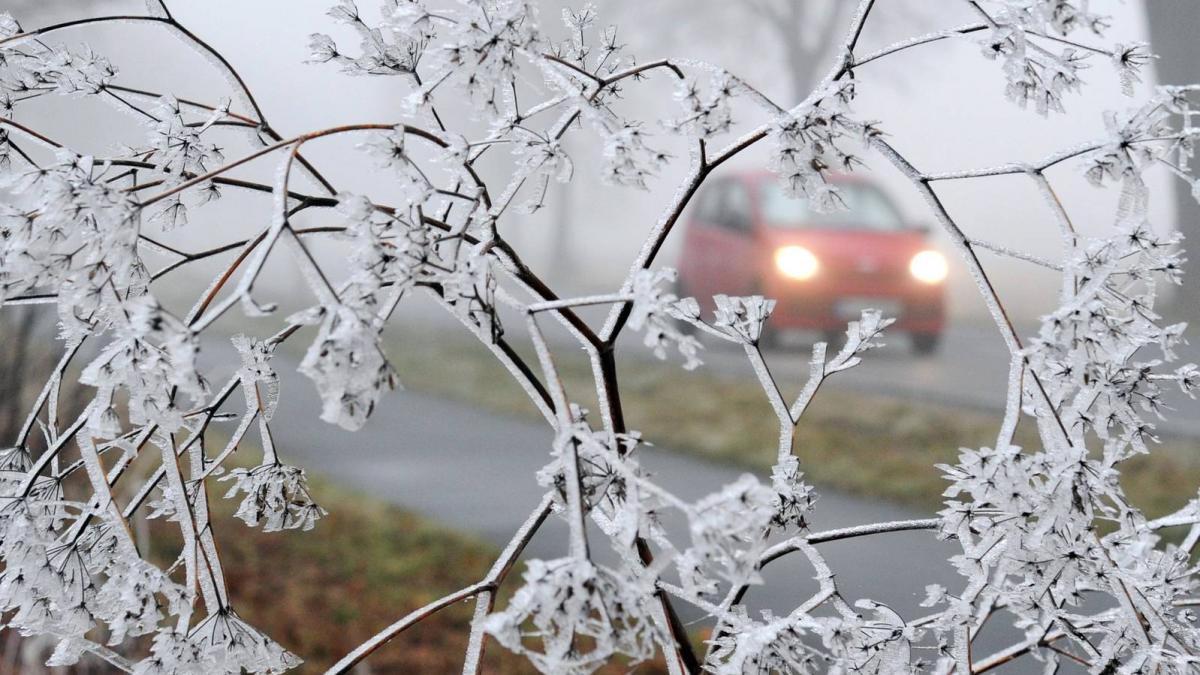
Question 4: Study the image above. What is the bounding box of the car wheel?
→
[911,333,940,356]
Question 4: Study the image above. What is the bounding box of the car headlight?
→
[775,245,819,280]
[909,250,948,284]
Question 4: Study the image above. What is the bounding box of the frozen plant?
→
[0,0,1198,673]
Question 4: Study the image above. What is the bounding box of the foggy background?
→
[12,0,1198,326]
[4,3,1200,671]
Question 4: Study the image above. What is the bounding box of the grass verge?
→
[147,470,530,673]
[380,324,1200,520]
[147,467,677,674]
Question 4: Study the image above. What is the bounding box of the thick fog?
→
[19,0,1183,324]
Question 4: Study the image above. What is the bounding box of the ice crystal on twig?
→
[1,0,1199,672]
[221,463,327,532]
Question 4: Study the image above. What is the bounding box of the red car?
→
[677,172,947,354]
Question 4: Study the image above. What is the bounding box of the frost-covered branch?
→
[0,0,1198,673]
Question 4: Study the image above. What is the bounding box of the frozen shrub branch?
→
[0,0,1198,673]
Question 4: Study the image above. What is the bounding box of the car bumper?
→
[764,278,945,335]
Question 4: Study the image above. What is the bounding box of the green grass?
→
[377,324,1200,520]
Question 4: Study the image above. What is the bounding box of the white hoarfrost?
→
[0,0,1199,673]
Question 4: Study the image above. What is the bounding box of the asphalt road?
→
[395,294,1200,439]
[671,321,1200,439]
[194,314,1185,669]
[252,357,1024,661]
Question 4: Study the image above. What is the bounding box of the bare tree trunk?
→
[1145,0,1200,318]
[0,307,39,441]
[778,1,859,100]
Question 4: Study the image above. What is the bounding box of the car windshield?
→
[759,181,905,231]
